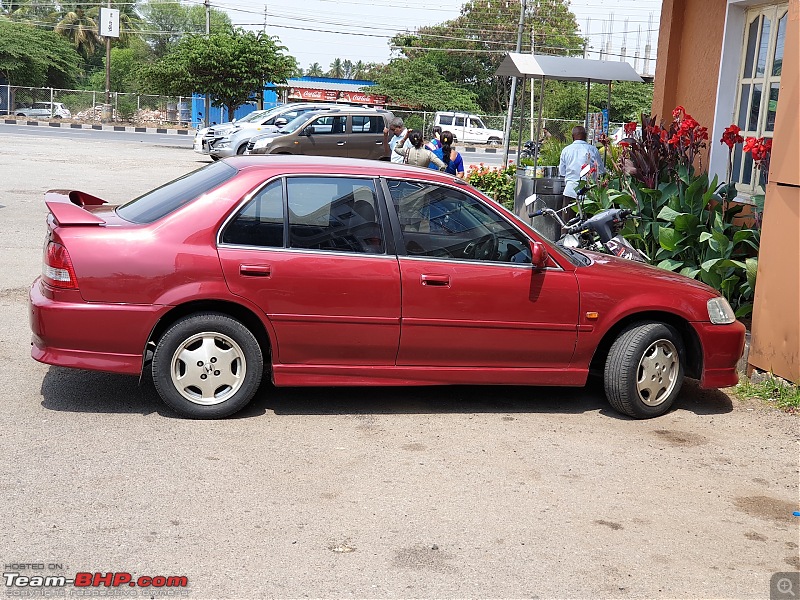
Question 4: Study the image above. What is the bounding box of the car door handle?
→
[239,264,271,277]
[421,274,450,287]
[337,141,346,146]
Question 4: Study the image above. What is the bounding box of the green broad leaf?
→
[657,258,684,272]
[720,275,739,298]
[735,303,753,318]
[657,206,683,223]
[699,232,713,243]
[674,213,700,233]
[746,257,758,287]
[680,268,701,279]
[732,229,754,244]
[701,257,724,272]
[659,227,682,251]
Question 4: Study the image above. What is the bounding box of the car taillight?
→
[43,241,78,289]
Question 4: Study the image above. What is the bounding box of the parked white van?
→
[433,111,504,145]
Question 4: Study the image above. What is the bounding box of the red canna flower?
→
[721,124,744,148]
[624,121,637,136]
[672,106,686,119]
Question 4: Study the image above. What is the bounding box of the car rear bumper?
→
[693,320,747,388]
[29,278,162,376]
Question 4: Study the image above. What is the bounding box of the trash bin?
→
[514,167,566,242]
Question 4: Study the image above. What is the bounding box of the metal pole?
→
[204,0,211,127]
[104,0,111,120]
[502,0,527,166]
[585,78,591,130]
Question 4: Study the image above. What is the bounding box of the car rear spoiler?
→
[44,190,107,226]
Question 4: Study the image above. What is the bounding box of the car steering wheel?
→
[466,233,498,261]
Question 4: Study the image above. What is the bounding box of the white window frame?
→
[731,3,788,194]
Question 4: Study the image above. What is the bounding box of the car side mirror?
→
[302,126,315,136]
[531,241,548,270]
[274,117,288,127]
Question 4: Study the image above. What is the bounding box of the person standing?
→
[558,125,605,200]
[383,117,411,164]
[393,130,447,169]
[438,130,465,178]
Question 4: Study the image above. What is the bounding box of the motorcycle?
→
[528,186,649,263]
[519,139,541,161]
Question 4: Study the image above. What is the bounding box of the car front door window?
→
[387,180,531,263]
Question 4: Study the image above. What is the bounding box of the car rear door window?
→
[221,180,284,247]
[387,180,531,263]
[117,161,237,224]
[288,177,385,254]
[351,115,383,133]
[309,115,346,135]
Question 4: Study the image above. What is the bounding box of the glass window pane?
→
[732,144,743,183]
[221,180,284,247]
[773,12,787,76]
[766,83,780,131]
[743,17,759,78]
[387,180,530,263]
[737,84,750,129]
[742,151,753,185]
[287,177,384,254]
[748,84,762,131]
[755,16,771,76]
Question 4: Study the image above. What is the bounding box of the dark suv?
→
[246,107,393,160]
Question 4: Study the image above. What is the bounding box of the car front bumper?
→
[693,320,747,388]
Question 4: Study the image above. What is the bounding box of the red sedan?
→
[29,156,745,419]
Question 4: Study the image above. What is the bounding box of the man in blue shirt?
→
[558,125,605,199]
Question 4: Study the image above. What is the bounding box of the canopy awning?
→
[496,53,643,84]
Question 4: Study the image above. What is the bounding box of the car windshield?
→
[279,113,317,134]
[116,162,237,224]
[236,109,272,124]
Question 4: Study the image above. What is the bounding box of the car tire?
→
[603,322,684,419]
[210,155,220,161]
[152,313,264,419]
[236,144,247,155]
[487,137,501,146]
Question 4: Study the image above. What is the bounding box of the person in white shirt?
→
[383,117,412,164]
[558,125,605,199]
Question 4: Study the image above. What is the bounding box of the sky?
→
[208,0,663,75]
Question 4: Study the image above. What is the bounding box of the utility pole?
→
[502,0,527,166]
[529,19,535,142]
[204,0,210,127]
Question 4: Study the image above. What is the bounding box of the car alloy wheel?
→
[152,312,264,419]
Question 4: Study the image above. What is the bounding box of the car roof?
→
[228,155,469,182]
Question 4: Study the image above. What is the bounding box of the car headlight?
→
[252,138,272,149]
[707,297,736,324]
[215,140,230,148]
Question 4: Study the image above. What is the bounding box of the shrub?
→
[466,163,516,210]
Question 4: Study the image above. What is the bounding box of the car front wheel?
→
[152,313,264,419]
[603,322,684,419]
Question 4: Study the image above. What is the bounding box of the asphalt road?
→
[0,126,797,599]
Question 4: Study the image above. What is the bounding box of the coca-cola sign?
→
[288,87,387,106]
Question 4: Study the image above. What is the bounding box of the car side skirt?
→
[272,365,588,387]
[31,343,142,376]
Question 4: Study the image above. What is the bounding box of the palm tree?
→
[327,58,343,78]
[86,0,143,47]
[306,62,323,77]
[342,59,353,79]
[352,60,366,80]
[55,5,100,59]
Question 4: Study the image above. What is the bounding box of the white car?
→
[433,111,504,145]
[15,101,71,119]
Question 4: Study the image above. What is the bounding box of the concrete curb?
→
[2,118,193,135]
[459,146,517,155]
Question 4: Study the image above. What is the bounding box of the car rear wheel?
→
[603,322,684,419]
[487,137,502,146]
[152,313,263,419]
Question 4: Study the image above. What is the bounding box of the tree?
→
[543,80,654,123]
[87,38,152,93]
[392,0,584,113]
[55,4,100,60]
[0,20,81,87]
[141,29,296,117]
[351,60,366,80]
[327,58,343,78]
[366,57,479,112]
[139,0,231,57]
[305,62,323,77]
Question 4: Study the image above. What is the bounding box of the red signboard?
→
[288,87,387,106]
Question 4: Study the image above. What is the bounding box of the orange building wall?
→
[653,0,727,140]
[748,0,800,383]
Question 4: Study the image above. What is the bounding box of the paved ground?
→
[0,130,797,599]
